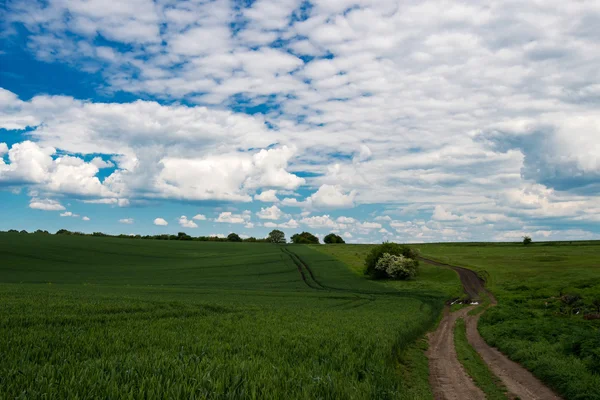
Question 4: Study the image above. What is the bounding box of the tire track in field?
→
[281,247,323,290]
[420,257,562,400]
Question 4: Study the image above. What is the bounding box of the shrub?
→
[375,253,419,280]
[365,242,419,279]
[324,233,345,244]
[523,236,532,245]
[291,232,319,244]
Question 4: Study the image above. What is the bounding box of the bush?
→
[375,253,418,280]
[523,236,532,245]
[365,242,419,279]
[324,233,345,244]
[291,232,319,244]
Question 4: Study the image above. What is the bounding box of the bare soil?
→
[421,257,562,400]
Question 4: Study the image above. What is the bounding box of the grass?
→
[417,241,600,400]
[453,318,508,400]
[0,233,460,399]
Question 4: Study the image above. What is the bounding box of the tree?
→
[324,233,345,244]
[268,229,286,243]
[291,231,319,244]
[227,233,242,242]
[523,236,532,245]
[177,232,192,241]
[365,242,419,279]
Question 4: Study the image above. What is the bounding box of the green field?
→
[0,233,460,399]
[416,242,600,400]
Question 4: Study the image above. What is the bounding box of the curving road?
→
[421,257,562,400]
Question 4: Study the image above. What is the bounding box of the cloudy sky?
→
[1,0,599,243]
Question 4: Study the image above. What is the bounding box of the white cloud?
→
[178,215,197,228]
[300,215,339,229]
[82,198,130,207]
[215,212,252,224]
[336,216,357,224]
[154,217,168,226]
[0,91,304,203]
[305,184,356,209]
[192,214,207,221]
[82,216,90,221]
[119,218,134,224]
[256,205,285,220]
[210,233,226,239]
[254,189,279,202]
[264,218,299,229]
[90,157,114,169]
[29,198,65,211]
[60,211,80,217]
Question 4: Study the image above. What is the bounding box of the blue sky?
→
[1,0,599,243]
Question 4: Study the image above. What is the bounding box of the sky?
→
[0,0,599,243]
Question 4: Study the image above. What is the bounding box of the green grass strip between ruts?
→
[454,318,508,400]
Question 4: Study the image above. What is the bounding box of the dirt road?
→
[427,305,485,400]
[421,257,562,400]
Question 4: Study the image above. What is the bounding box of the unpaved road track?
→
[427,305,484,400]
[421,257,562,400]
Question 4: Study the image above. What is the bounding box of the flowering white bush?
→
[375,252,419,280]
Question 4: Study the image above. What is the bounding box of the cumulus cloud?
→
[60,211,80,217]
[178,215,197,228]
[119,218,134,224]
[82,216,90,221]
[215,212,252,224]
[264,219,299,229]
[256,205,285,220]
[29,198,65,211]
[305,185,356,209]
[254,189,279,202]
[0,90,303,202]
[192,214,207,221]
[154,217,168,226]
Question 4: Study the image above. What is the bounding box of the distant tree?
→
[56,229,72,235]
[177,232,192,241]
[34,229,50,234]
[244,237,257,242]
[324,233,345,244]
[268,229,286,244]
[227,233,242,242]
[291,232,319,244]
[523,236,533,246]
[8,229,19,233]
[19,230,28,234]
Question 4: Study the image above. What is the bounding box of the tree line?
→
[2,229,347,244]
